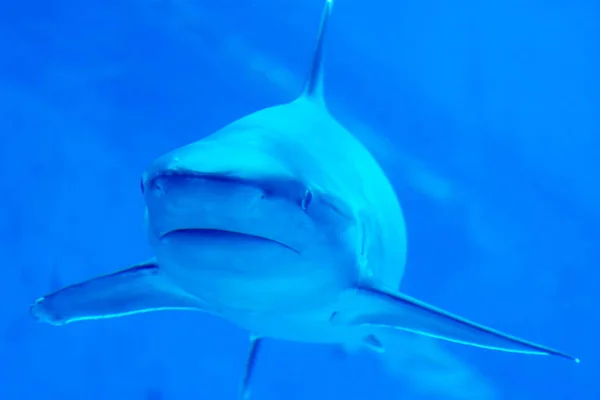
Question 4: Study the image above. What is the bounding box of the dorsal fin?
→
[302,0,334,101]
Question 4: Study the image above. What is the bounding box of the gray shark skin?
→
[30,0,578,397]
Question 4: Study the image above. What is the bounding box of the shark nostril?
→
[150,178,165,195]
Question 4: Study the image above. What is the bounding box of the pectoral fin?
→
[332,287,579,362]
[30,258,204,326]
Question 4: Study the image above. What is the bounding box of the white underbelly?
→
[226,301,369,344]
[152,229,354,314]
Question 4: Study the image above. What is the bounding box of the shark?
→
[30,0,578,397]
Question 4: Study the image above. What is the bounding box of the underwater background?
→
[0,0,598,399]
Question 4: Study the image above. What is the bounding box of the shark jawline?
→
[162,228,301,255]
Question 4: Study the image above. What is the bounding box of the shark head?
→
[139,106,362,313]
[140,126,356,256]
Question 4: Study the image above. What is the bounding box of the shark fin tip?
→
[301,0,335,102]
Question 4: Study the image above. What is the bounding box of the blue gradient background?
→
[0,0,597,399]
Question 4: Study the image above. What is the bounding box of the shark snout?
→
[140,146,213,196]
[142,169,204,200]
[140,137,297,197]
[140,155,175,194]
[141,158,198,196]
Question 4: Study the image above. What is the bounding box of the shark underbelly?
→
[228,304,369,344]
[153,228,353,314]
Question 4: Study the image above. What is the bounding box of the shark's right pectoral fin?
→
[332,287,579,363]
[30,258,203,326]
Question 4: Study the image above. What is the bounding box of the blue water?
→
[1,0,598,399]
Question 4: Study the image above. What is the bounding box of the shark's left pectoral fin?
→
[333,287,579,363]
[30,259,204,326]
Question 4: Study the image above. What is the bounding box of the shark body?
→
[30,0,578,397]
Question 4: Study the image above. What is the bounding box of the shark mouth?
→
[162,228,301,255]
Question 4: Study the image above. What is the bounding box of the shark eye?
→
[301,189,312,211]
